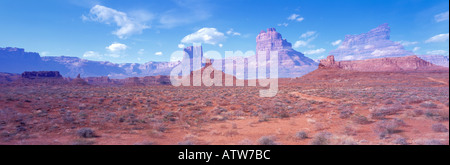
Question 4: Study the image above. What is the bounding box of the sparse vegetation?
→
[310,132,332,145]
[257,136,277,145]
[295,131,308,140]
[77,128,96,138]
[431,123,448,132]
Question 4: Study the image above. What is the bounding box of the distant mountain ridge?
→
[319,55,448,72]
[0,47,180,79]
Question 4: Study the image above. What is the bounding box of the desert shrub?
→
[370,105,402,119]
[178,140,194,145]
[238,139,253,145]
[420,101,437,108]
[343,126,357,136]
[205,101,213,107]
[392,137,408,145]
[258,114,270,122]
[431,123,448,132]
[339,108,354,119]
[72,139,95,145]
[223,130,239,137]
[422,139,443,145]
[413,109,424,117]
[257,136,277,145]
[352,114,370,124]
[339,138,358,145]
[384,100,394,105]
[295,131,308,140]
[310,132,332,145]
[373,120,401,139]
[425,110,449,121]
[134,141,157,145]
[77,128,96,138]
[231,123,238,129]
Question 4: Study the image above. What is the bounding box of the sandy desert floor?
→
[0,71,448,145]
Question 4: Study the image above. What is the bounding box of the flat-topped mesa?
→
[319,55,447,72]
[20,71,67,85]
[21,71,63,79]
[256,28,292,52]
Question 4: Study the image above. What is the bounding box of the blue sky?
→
[0,0,448,63]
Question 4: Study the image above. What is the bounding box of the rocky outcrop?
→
[329,23,414,61]
[21,71,63,79]
[319,55,448,72]
[83,76,112,85]
[70,74,89,86]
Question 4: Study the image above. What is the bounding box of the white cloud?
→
[397,40,419,46]
[364,45,375,49]
[331,40,342,46]
[435,11,449,22]
[342,56,355,61]
[293,32,318,48]
[427,50,449,55]
[40,51,50,56]
[287,14,304,22]
[300,31,316,38]
[83,5,151,39]
[155,52,163,56]
[304,48,326,55]
[181,27,226,45]
[288,14,299,20]
[413,47,420,52]
[226,29,241,36]
[293,41,308,48]
[371,49,407,57]
[178,44,186,48]
[219,44,223,48]
[425,33,449,43]
[106,43,128,52]
[83,51,102,58]
[277,23,288,27]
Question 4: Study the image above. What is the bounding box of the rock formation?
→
[254,28,318,78]
[319,55,448,72]
[21,71,63,79]
[20,71,67,85]
[329,23,414,61]
[70,74,89,86]
[83,76,113,85]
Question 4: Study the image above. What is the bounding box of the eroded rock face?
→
[319,55,448,72]
[256,28,292,52]
[329,23,414,61]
